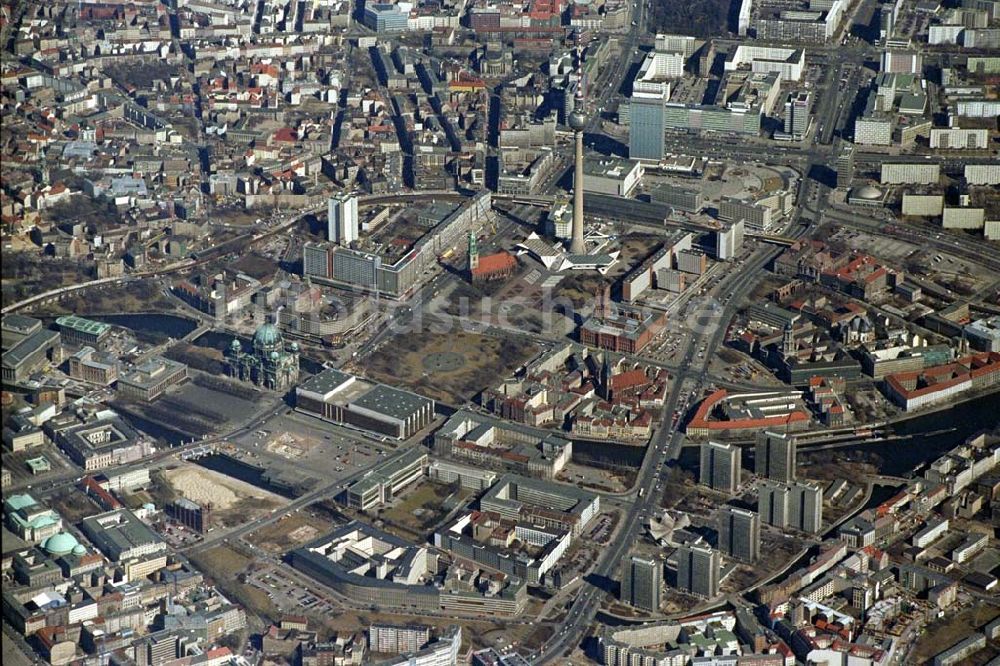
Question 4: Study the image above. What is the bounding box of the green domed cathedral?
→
[225,321,300,390]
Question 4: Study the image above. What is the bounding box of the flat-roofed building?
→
[676,543,720,598]
[49,415,153,471]
[80,509,166,562]
[427,460,499,490]
[368,623,430,654]
[582,158,644,197]
[296,368,435,440]
[117,357,188,401]
[479,474,600,536]
[341,448,429,511]
[699,441,741,493]
[881,163,940,185]
[55,316,111,348]
[2,316,62,383]
[68,347,120,386]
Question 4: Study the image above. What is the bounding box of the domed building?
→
[225,320,300,390]
[42,532,83,558]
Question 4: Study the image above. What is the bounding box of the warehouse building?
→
[296,368,435,440]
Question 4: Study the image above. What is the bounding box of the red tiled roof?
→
[472,251,516,277]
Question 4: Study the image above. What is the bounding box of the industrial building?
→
[296,367,435,440]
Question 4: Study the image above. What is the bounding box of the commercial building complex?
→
[304,191,492,299]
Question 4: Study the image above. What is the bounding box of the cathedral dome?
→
[253,323,282,348]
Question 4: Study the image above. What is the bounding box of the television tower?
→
[568,74,587,255]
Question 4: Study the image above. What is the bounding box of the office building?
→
[675,543,720,598]
[650,185,704,213]
[718,506,760,563]
[782,91,811,139]
[629,91,666,161]
[715,219,745,261]
[699,441,741,493]
[339,448,429,511]
[965,317,1000,352]
[835,144,855,188]
[621,555,661,611]
[328,193,358,246]
[754,431,796,483]
[362,3,408,32]
[80,509,166,562]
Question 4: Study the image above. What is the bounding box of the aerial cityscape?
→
[0,0,998,664]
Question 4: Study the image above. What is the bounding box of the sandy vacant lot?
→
[163,464,283,511]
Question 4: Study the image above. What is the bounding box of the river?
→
[88,313,199,339]
[579,391,1000,478]
[811,390,1000,477]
